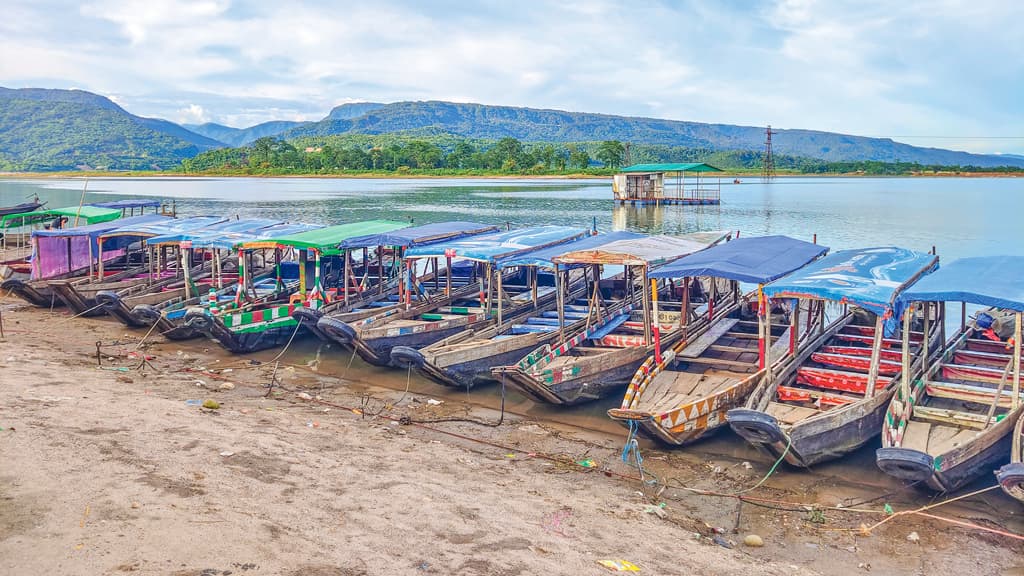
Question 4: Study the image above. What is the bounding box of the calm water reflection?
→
[2,176,1022,260]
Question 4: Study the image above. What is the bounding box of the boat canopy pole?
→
[343,249,351,305]
[497,271,504,325]
[183,247,192,299]
[298,249,307,297]
[901,307,912,409]
[922,303,931,373]
[757,285,766,370]
[763,291,772,384]
[1014,312,1022,411]
[642,266,651,346]
[97,238,105,280]
[651,278,662,363]
[445,253,452,296]
[531,267,538,307]
[865,315,885,398]
[790,297,799,355]
[556,265,565,339]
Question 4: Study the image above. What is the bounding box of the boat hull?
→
[318,315,476,367]
[729,387,895,468]
[185,308,306,354]
[392,337,554,390]
[0,277,63,308]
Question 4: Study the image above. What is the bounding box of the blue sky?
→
[2,0,1022,154]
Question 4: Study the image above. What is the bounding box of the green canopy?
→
[619,163,723,173]
[241,220,409,255]
[0,205,122,229]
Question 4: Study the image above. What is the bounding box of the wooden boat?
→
[1,213,171,308]
[314,226,592,367]
[49,216,228,316]
[0,198,44,218]
[96,218,297,328]
[291,221,499,341]
[728,247,940,468]
[491,231,733,406]
[184,220,413,354]
[608,235,829,445]
[997,414,1024,502]
[391,231,646,389]
[1,204,123,252]
[877,256,1024,492]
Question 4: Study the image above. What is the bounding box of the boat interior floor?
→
[770,321,913,422]
[900,335,1020,454]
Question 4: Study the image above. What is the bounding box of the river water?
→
[3,176,1024,518]
[3,176,1023,259]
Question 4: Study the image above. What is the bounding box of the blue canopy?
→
[98,216,228,252]
[898,256,1024,312]
[146,218,283,246]
[31,214,169,239]
[338,221,499,250]
[496,231,645,270]
[89,199,163,210]
[764,247,938,320]
[404,226,590,262]
[189,222,323,251]
[649,235,828,284]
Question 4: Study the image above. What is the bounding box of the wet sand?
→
[1,295,1022,575]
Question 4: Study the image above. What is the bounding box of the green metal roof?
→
[0,205,122,229]
[242,220,409,254]
[620,163,724,173]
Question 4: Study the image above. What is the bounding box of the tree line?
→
[181,136,631,174]
[178,134,1024,176]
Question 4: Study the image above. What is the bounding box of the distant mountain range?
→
[184,120,308,147]
[2,86,1022,171]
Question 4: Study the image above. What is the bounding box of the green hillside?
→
[0,87,224,171]
[0,99,205,171]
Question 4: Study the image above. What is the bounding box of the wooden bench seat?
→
[925,379,1024,408]
[777,385,857,407]
[795,366,890,394]
[912,405,989,430]
[766,402,821,425]
[679,318,739,358]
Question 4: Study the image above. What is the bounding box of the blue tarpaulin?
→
[404,226,590,263]
[764,247,938,327]
[496,231,645,270]
[898,256,1024,312]
[89,199,163,210]
[31,214,169,240]
[649,235,828,284]
[146,218,284,245]
[99,216,228,252]
[338,221,499,249]
[188,223,323,251]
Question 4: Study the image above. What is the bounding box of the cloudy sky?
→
[2,0,1022,154]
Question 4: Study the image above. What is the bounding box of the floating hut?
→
[612,163,723,206]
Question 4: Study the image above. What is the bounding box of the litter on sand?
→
[597,559,640,572]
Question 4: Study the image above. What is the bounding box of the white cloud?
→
[176,104,209,124]
[0,0,1020,154]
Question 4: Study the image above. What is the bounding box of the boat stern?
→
[996,463,1024,503]
[727,408,799,463]
[390,346,426,370]
[875,447,936,484]
[316,316,357,346]
[292,306,327,340]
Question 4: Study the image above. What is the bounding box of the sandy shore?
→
[1,296,1022,575]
